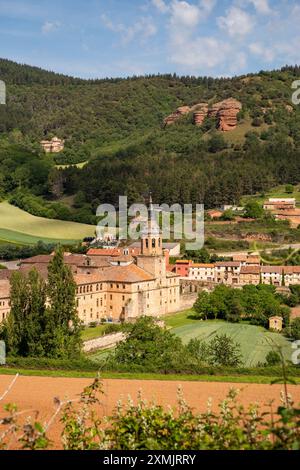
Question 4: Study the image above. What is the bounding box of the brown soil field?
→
[0,375,299,449]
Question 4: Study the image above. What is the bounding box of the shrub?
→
[265,351,281,366]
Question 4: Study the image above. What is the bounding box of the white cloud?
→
[170,35,231,69]
[248,0,271,15]
[170,1,201,28]
[101,14,157,45]
[249,42,274,62]
[152,0,169,13]
[199,0,216,17]
[42,21,61,34]
[217,6,255,37]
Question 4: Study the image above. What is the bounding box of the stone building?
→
[1,205,181,325]
[214,262,241,285]
[239,266,261,286]
[0,280,10,323]
[188,264,215,282]
[269,316,283,332]
[40,136,64,153]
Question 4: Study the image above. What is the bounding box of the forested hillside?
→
[1,58,300,223]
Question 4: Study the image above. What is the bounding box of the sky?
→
[0,0,299,79]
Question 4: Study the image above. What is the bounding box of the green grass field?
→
[0,201,95,245]
[241,184,300,206]
[165,310,293,367]
[82,325,107,341]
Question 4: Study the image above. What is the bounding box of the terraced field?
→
[166,311,293,367]
[0,201,95,245]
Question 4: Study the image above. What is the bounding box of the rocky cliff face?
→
[193,103,209,126]
[164,98,242,132]
[211,98,242,132]
[164,106,191,126]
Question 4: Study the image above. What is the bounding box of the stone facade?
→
[0,280,10,323]
[41,136,64,153]
[1,213,181,326]
[269,316,283,332]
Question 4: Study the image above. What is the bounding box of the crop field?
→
[0,201,95,245]
[166,311,293,367]
[0,374,299,449]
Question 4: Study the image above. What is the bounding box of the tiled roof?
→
[261,266,284,274]
[284,266,300,274]
[0,280,10,298]
[19,263,49,279]
[192,264,215,268]
[74,273,106,285]
[240,266,261,274]
[87,248,122,257]
[103,265,155,283]
[21,254,86,265]
[215,262,241,267]
[109,255,134,263]
[232,255,248,262]
[0,270,16,280]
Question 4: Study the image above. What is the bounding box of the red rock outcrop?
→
[163,98,242,132]
[164,106,191,126]
[208,98,242,131]
[192,103,209,126]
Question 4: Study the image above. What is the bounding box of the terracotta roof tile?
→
[240,266,261,274]
[191,264,215,268]
[0,280,10,298]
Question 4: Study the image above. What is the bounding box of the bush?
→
[5,356,98,371]
[265,351,281,366]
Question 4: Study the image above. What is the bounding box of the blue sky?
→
[0,0,299,78]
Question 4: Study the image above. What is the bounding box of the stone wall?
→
[83,332,126,353]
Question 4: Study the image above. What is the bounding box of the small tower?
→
[141,194,163,256]
[137,194,165,278]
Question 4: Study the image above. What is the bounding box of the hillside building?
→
[40,136,64,153]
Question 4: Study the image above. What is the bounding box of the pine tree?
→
[45,247,82,358]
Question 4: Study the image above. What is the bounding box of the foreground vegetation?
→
[0,376,299,450]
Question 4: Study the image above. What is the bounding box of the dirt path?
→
[0,375,299,449]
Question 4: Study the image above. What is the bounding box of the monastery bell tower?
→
[141,195,163,256]
[137,195,166,278]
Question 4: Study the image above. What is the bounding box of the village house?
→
[239,266,261,286]
[173,260,193,277]
[188,264,215,282]
[214,262,241,285]
[263,198,296,211]
[260,266,284,286]
[282,266,300,286]
[40,136,64,153]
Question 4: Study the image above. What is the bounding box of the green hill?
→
[0,201,95,245]
[1,58,300,220]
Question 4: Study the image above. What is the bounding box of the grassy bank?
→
[1,368,300,384]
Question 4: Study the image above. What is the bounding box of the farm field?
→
[166,311,293,367]
[0,201,95,245]
[0,374,299,449]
